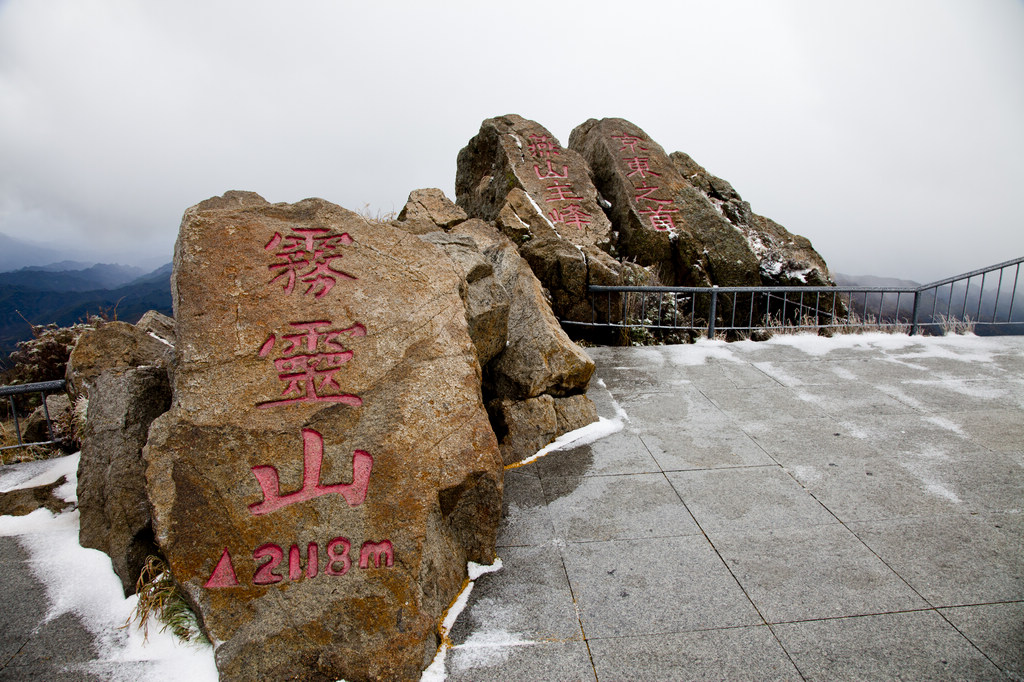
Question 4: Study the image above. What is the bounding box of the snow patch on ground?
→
[0,455,218,681]
[665,340,742,366]
[421,558,504,682]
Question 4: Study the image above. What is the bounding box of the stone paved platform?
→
[445,334,1024,681]
[1,334,1022,680]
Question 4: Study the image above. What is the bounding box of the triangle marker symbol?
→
[204,548,240,588]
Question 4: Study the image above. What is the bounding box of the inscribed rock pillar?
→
[568,118,762,289]
[456,114,618,322]
[144,191,503,682]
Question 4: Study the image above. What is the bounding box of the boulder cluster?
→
[62,115,835,682]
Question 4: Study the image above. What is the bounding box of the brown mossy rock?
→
[145,192,503,682]
[77,366,169,595]
[394,188,467,235]
[554,393,599,435]
[65,320,173,399]
[669,151,834,287]
[0,475,72,516]
[488,256,594,401]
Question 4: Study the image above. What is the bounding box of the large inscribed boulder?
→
[456,115,623,323]
[144,191,503,681]
[568,118,761,290]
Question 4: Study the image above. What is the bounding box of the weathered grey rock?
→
[490,256,594,400]
[419,231,510,366]
[395,188,467,235]
[670,151,835,286]
[21,393,72,445]
[135,310,177,347]
[487,395,557,466]
[568,118,761,290]
[450,219,599,458]
[145,191,503,682]
[77,366,169,595]
[65,320,173,399]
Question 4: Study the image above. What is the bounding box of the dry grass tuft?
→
[126,555,207,644]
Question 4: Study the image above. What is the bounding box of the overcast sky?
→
[1,0,1022,281]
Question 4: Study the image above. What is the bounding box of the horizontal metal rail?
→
[564,256,1024,338]
[1,379,67,452]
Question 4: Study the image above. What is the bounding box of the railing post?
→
[708,286,718,339]
[910,291,921,336]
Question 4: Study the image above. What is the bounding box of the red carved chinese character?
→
[549,203,592,230]
[639,203,678,231]
[634,183,662,203]
[544,181,582,203]
[249,428,373,516]
[623,156,660,179]
[258,321,365,409]
[612,133,648,154]
[265,228,355,298]
[534,160,569,180]
[526,133,560,159]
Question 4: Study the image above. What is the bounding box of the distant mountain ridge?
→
[0,263,147,292]
[0,261,172,360]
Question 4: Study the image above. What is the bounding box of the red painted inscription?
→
[249,428,372,515]
[265,228,355,298]
[614,131,676,231]
[548,204,593,230]
[205,538,393,588]
[257,320,364,409]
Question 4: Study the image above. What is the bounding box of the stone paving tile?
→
[560,536,762,639]
[449,544,583,646]
[614,385,720,426]
[531,432,661,479]
[445,640,596,682]
[588,626,801,681]
[712,524,928,623]
[783,455,972,523]
[938,601,1024,678]
[640,429,776,471]
[676,361,781,390]
[848,512,1024,607]
[945,408,1024,453]
[792,381,921,417]
[875,377,1024,413]
[497,469,556,548]
[742,416,881,463]
[772,611,1006,681]
[749,359,863,387]
[593,365,688,395]
[541,473,700,542]
[699,383,829,423]
[666,466,837,533]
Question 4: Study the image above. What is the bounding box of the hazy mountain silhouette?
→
[0,262,172,359]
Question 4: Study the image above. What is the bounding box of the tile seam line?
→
[662,471,809,681]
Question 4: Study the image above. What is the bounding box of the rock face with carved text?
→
[569,117,762,290]
[456,115,626,323]
[143,191,503,681]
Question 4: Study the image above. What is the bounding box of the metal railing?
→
[1,379,67,451]
[562,256,1024,338]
